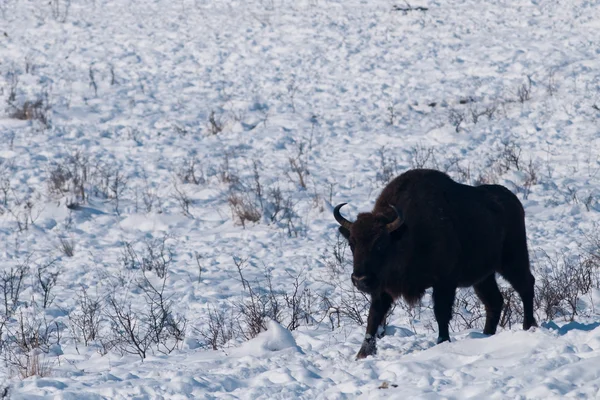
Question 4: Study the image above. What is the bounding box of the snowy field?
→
[1,0,600,398]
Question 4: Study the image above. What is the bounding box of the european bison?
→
[333,169,537,359]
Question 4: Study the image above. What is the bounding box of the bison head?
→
[334,203,404,293]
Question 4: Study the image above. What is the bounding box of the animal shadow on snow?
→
[542,321,600,336]
[380,327,494,358]
[377,326,437,357]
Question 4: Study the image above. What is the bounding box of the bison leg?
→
[500,268,537,330]
[474,274,504,335]
[432,285,456,344]
[356,292,393,360]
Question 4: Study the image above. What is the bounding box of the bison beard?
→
[333,169,537,360]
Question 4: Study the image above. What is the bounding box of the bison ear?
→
[338,226,351,240]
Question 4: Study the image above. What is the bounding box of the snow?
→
[1,0,600,398]
[233,319,302,356]
[7,324,600,399]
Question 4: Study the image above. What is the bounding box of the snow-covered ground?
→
[8,320,600,399]
[1,0,600,398]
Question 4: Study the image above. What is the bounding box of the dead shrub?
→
[228,193,261,227]
[107,246,185,359]
[448,108,465,132]
[318,233,370,328]
[11,351,52,379]
[9,98,50,127]
[534,252,595,321]
[208,110,223,135]
[451,288,485,331]
[474,140,524,185]
[46,151,90,203]
[197,304,237,350]
[59,237,75,257]
[172,182,193,218]
[35,259,60,309]
[197,262,316,349]
[177,157,205,185]
[520,158,539,199]
[106,295,154,360]
[0,257,30,318]
[499,285,524,329]
[287,142,309,189]
[375,147,400,184]
[2,310,61,379]
[119,235,174,279]
[409,145,438,170]
[67,286,103,348]
[443,156,471,184]
[517,75,533,103]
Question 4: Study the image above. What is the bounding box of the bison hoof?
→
[524,319,538,330]
[356,337,377,360]
[436,336,450,344]
[356,347,375,360]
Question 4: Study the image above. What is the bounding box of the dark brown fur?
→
[336,169,537,359]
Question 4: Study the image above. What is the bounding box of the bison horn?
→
[333,203,353,230]
[386,204,404,233]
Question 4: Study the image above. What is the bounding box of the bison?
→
[333,168,537,359]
